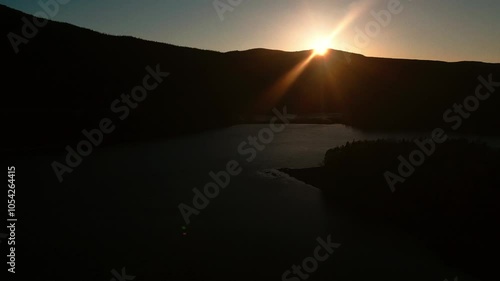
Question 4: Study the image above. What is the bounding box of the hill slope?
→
[1,4,500,148]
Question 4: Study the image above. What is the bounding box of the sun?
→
[314,46,328,56]
[312,39,330,56]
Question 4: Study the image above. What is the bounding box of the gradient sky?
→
[2,0,499,62]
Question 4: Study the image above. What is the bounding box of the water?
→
[22,124,496,280]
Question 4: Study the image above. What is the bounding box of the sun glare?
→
[314,46,328,56]
[313,39,330,56]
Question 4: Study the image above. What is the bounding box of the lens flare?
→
[313,41,329,56]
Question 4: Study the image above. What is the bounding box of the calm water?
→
[25,124,495,280]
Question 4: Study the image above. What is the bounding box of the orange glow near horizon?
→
[313,39,330,56]
[307,1,374,55]
[258,1,377,111]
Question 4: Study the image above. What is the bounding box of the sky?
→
[2,0,500,62]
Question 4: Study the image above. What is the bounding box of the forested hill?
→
[2,4,499,148]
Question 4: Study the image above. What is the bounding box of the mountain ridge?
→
[2,4,500,149]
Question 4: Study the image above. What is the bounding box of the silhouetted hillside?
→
[281,139,500,281]
[2,4,500,149]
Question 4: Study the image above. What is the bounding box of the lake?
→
[21,124,495,280]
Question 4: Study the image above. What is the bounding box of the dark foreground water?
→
[17,125,498,281]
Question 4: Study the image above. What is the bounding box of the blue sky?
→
[2,0,499,62]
